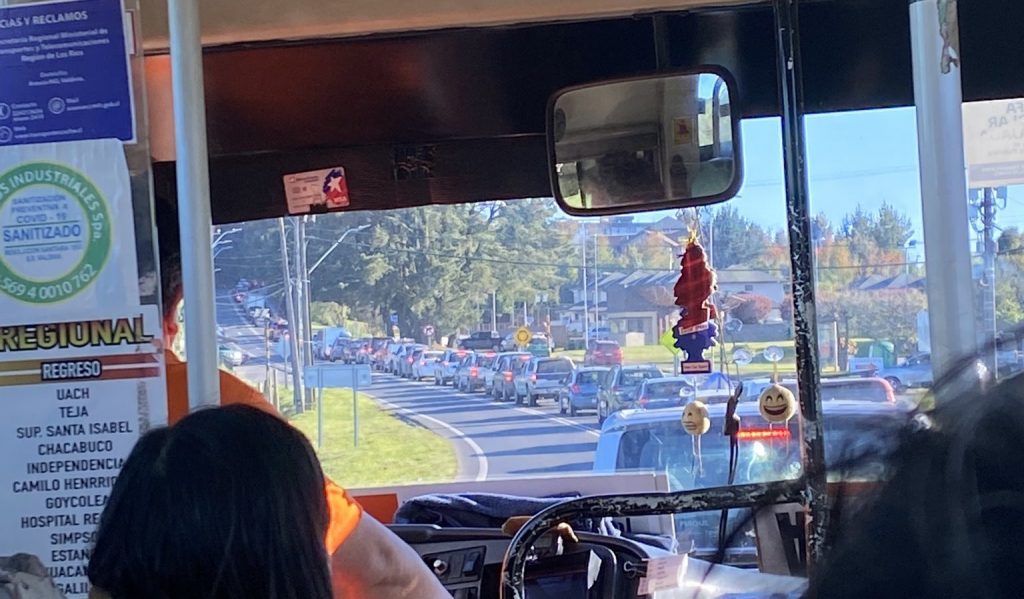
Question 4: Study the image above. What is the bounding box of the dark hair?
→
[154,197,182,321]
[807,367,1024,598]
[88,405,332,599]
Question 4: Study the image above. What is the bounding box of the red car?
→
[584,340,623,366]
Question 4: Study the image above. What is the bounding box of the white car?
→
[412,351,443,380]
[434,349,468,385]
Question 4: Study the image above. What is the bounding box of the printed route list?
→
[0,309,165,598]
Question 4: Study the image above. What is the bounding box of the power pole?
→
[297,216,315,406]
[290,219,305,370]
[981,187,998,376]
[278,218,303,413]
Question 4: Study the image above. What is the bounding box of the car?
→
[513,356,575,406]
[558,366,610,416]
[454,352,497,392]
[491,352,533,401]
[329,337,351,362]
[873,353,932,392]
[218,342,246,368]
[741,376,896,404]
[584,340,623,366]
[315,327,351,360]
[525,334,552,357]
[483,350,531,395]
[349,337,373,364]
[593,400,910,562]
[399,345,428,378]
[268,318,288,342]
[633,376,699,410]
[498,332,518,351]
[433,349,468,385]
[458,331,501,351]
[411,350,444,380]
[388,342,420,375]
[369,338,390,369]
[596,364,665,425]
[383,342,403,373]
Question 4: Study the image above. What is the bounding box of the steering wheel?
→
[498,480,802,599]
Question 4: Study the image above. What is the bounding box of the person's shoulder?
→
[218,370,275,414]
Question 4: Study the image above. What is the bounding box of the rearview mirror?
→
[548,68,741,215]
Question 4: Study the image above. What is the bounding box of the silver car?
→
[874,353,932,391]
[513,356,575,407]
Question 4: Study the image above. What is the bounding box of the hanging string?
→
[691,434,704,485]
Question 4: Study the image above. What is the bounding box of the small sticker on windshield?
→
[283,166,350,214]
[637,553,688,594]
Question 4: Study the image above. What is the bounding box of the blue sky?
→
[636,106,1024,254]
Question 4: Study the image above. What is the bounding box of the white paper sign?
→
[0,306,167,598]
[963,99,1024,188]
[0,139,138,314]
[636,553,688,595]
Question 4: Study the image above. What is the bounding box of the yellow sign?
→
[659,328,681,355]
[672,117,695,145]
[514,327,532,345]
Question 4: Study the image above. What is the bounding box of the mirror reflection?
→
[551,71,740,213]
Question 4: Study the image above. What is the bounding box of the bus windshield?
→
[206,105,1022,494]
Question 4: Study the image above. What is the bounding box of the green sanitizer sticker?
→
[0,162,111,304]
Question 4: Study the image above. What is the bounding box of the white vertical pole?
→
[492,291,498,332]
[581,223,590,349]
[168,0,219,409]
[909,0,977,395]
[593,233,600,334]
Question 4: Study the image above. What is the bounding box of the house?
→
[600,270,680,345]
[595,266,788,344]
[716,266,787,305]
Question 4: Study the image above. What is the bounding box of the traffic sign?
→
[659,328,682,355]
[514,327,532,345]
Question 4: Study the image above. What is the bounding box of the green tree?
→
[838,203,913,277]
[706,205,771,269]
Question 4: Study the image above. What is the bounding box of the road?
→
[214,295,602,479]
[215,290,278,383]
[368,375,602,480]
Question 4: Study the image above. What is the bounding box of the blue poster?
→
[0,0,135,147]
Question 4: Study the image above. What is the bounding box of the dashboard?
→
[390,524,809,598]
[391,525,653,598]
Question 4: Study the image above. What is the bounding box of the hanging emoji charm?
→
[758,383,796,424]
[681,400,711,436]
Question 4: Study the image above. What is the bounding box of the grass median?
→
[282,387,457,488]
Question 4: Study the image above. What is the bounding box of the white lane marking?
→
[374,396,489,482]
[385,377,601,438]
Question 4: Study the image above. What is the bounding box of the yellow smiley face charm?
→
[681,400,711,436]
[758,383,796,423]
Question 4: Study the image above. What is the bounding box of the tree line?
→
[213,199,956,355]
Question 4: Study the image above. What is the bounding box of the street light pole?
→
[309,224,371,274]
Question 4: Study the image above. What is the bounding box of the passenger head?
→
[807,369,1024,599]
[88,405,331,599]
[154,196,183,344]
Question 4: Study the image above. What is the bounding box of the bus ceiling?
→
[144,0,1024,225]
